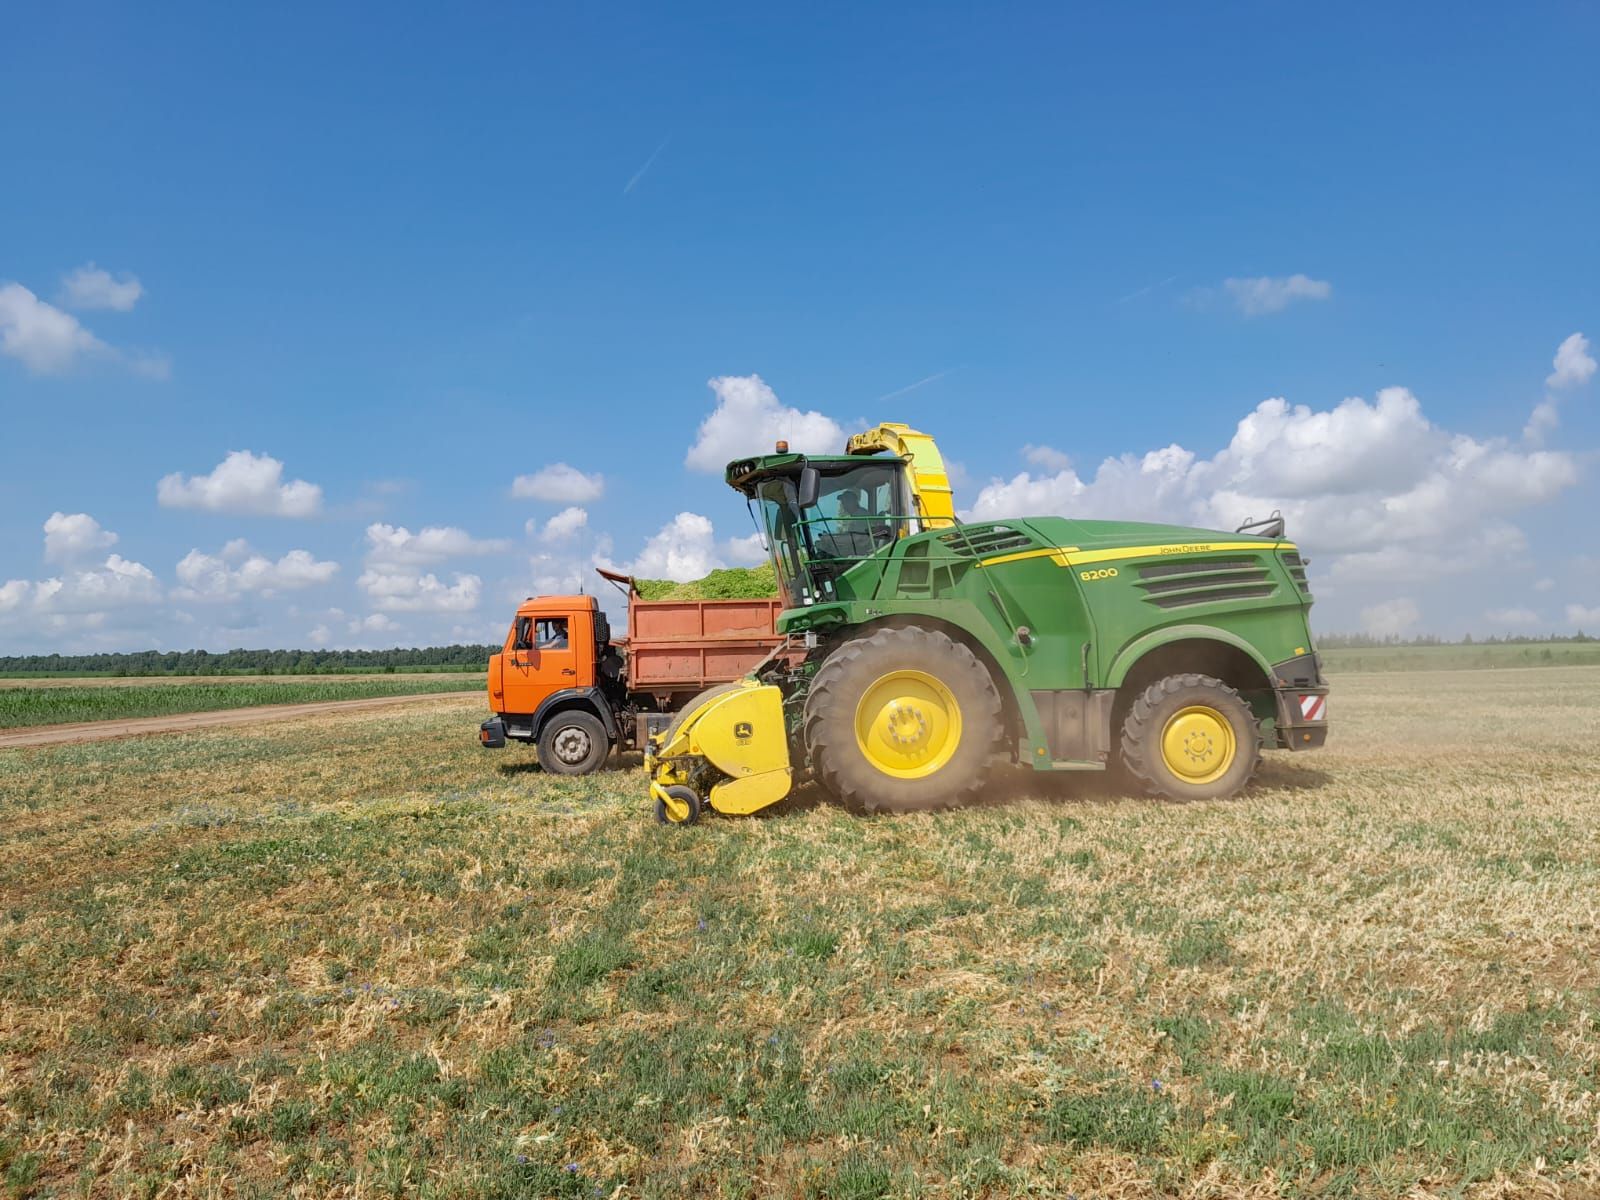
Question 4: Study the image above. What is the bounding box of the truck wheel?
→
[804,625,1002,813]
[1119,673,1260,802]
[537,710,610,775]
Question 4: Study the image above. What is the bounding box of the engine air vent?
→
[938,524,1035,558]
[1135,555,1277,610]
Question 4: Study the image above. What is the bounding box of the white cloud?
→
[349,613,400,634]
[1361,597,1420,638]
[357,568,482,613]
[308,624,332,646]
[722,530,768,565]
[174,546,339,601]
[511,463,604,504]
[158,451,323,517]
[967,384,1583,598]
[1547,332,1596,390]
[609,512,725,582]
[685,375,846,473]
[1524,399,1560,445]
[0,555,163,618]
[1567,604,1600,628]
[0,282,107,373]
[59,263,143,312]
[1023,444,1072,472]
[43,512,118,564]
[1219,274,1333,317]
[1534,577,1556,592]
[1484,607,1539,626]
[364,522,508,565]
[536,506,589,543]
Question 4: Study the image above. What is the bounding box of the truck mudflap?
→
[479,717,507,749]
[1273,686,1328,750]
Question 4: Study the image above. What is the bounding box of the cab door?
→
[503,611,582,714]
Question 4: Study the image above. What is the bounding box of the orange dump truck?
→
[479,568,784,774]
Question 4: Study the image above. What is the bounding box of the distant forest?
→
[0,645,499,676]
[1318,631,1596,648]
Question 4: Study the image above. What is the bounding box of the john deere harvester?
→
[645,423,1328,822]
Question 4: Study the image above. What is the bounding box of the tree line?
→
[1318,631,1595,649]
[0,645,500,676]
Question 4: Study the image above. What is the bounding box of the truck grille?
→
[1135,556,1278,609]
[938,524,1034,558]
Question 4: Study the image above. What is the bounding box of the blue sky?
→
[2,1,1596,653]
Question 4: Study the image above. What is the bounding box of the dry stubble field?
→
[1,667,1598,1198]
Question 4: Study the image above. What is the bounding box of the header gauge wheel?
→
[1119,673,1261,802]
[804,625,1002,813]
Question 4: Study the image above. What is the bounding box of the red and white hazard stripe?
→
[1299,693,1326,722]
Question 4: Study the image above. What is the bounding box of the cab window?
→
[535,617,569,650]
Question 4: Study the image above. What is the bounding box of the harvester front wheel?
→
[537,710,610,775]
[1119,673,1260,802]
[804,625,1002,813]
[654,784,702,826]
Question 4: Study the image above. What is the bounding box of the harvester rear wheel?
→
[804,625,1002,813]
[537,710,610,776]
[1118,673,1260,802]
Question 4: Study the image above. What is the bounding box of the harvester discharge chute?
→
[645,422,1328,824]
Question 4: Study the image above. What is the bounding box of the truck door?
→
[503,611,582,714]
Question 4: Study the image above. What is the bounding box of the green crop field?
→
[1320,641,1600,674]
[0,675,481,729]
[2,667,1598,1198]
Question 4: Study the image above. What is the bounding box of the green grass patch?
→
[0,675,480,728]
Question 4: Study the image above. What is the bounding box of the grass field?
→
[0,675,481,729]
[2,668,1598,1198]
[1320,641,1600,673]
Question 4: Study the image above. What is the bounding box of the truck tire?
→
[804,625,1002,813]
[1118,673,1260,802]
[537,710,611,775]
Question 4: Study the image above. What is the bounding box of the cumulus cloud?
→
[1361,597,1420,638]
[0,555,162,618]
[1567,604,1600,628]
[1527,332,1594,444]
[58,263,144,312]
[685,375,846,472]
[967,382,1583,595]
[364,523,508,565]
[158,451,323,517]
[1547,332,1596,390]
[0,282,108,373]
[358,568,482,613]
[511,464,604,504]
[174,546,339,601]
[43,512,118,564]
[1023,444,1073,472]
[722,530,768,565]
[1216,274,1333,317]
[624,513,725,581]
[536,506,589,543]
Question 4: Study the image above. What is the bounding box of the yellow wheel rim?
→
[1160,705,1236,785]
[662,793,691,822]
[853,669,963,779]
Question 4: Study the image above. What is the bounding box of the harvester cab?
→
[645,423,1329,825]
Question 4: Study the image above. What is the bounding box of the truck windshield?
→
[755,461,911,605]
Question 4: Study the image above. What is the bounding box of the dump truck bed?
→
[626,594,785,697]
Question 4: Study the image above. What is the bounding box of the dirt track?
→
[0,691,479,750]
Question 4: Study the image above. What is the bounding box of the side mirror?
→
[797,465,820,508]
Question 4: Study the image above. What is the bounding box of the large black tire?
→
[537,709,611,776]
[804,625,1003,813]
[1119,673,1261,802]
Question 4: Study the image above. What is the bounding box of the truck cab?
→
[481,595,621,773]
